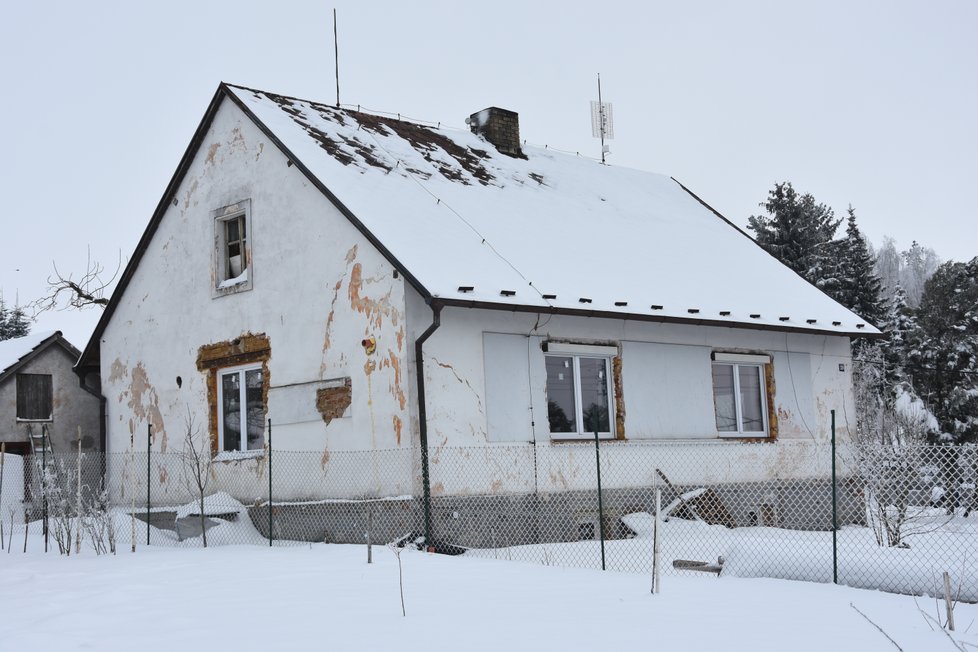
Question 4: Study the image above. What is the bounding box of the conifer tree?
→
[836,207,885,328]
[747,182,841,284]
[0,298,32,341]
[905,258,978,442]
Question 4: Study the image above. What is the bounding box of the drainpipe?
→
[415,300,442,548]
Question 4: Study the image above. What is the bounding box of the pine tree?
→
[835,207,885,328]
[0,297,32,341]
[747,182,841,284]
[878,285,916,391]
[905,258,978,442]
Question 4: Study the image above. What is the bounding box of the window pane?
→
[245,369,265,449]
[545,356,577,433]
[739,365,765,432]
[221,372,241,451]
[579,357,610,434]
[712,365,737,432]
[226,218,240,243]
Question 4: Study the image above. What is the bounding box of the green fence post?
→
[594,431,606,571]
[146,423,151,546]
[268,419,273,547]
[831,409,838,585]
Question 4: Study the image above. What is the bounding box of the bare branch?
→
[29,247,122,316]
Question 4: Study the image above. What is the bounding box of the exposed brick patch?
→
[613,355,626,440]
[196,333,271,453]
[316,378,352,425]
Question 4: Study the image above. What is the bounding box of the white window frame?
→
[216,363,265,452]
[544,351,616,440]
[212,199,253,296]
[712,361,769,438]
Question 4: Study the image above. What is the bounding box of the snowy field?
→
[3,536,977,651]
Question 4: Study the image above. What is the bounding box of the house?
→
[1,331,102,521]
[74,83,880,544]
[1,331,102,456]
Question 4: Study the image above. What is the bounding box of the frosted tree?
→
[874,236,902,299]
[0,298,31,341]
[747,182,841,284]
[833,207,885,329]
[899,241,940,308]
[906,258,978,443]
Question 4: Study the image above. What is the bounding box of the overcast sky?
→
[1,0,975,348]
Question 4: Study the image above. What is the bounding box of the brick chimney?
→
[467,107,523,158]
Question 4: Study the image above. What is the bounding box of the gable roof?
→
[0,331,79,385]
[76,83,880,372]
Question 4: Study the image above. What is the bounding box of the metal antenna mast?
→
[333,8,340,108]
[597,74,605,163]
[590,74,614,163]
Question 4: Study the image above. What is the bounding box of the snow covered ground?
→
[2,528,976,651]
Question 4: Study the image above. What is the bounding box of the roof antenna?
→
[590,73,614,163]
[333,8,340,108]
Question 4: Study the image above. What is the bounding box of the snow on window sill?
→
[217,268,249,289]
[213,449,265,463]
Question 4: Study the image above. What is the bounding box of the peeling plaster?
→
[392,415,403,445]
[205,142,221,165]
[119,362,168,451]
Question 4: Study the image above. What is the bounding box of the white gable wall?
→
[100,99,414,498]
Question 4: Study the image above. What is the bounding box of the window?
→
[16,373,53,421]
[213,200,253,294]
[544,344,615,439]
[217,365,265,452]
[224,214,247,279]
[711,353,769,437]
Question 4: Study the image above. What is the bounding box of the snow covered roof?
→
[77,83,880,371]
[225,85,878,337]
[0,331,77,383]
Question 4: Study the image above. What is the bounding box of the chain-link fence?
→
[1,430,975,602]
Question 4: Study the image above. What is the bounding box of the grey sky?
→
[1,0,975,348]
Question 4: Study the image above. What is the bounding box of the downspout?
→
[75,366,108,476]
[415,300,442,548]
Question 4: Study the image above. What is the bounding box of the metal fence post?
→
[268,419,273,547]
[831,409,838,585]
[594,431,606,571]
[146,423,151,546]
[42,424,49,553]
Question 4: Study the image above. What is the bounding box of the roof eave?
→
[433,298,884,339]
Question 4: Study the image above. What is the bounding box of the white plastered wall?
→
[410,300,856,495]
[100,99,414,500]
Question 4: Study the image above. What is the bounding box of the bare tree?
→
[180,410,213,547]
[30,249,121,316]
[850,374,952,547]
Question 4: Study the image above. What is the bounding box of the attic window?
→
[213,200,253,296]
